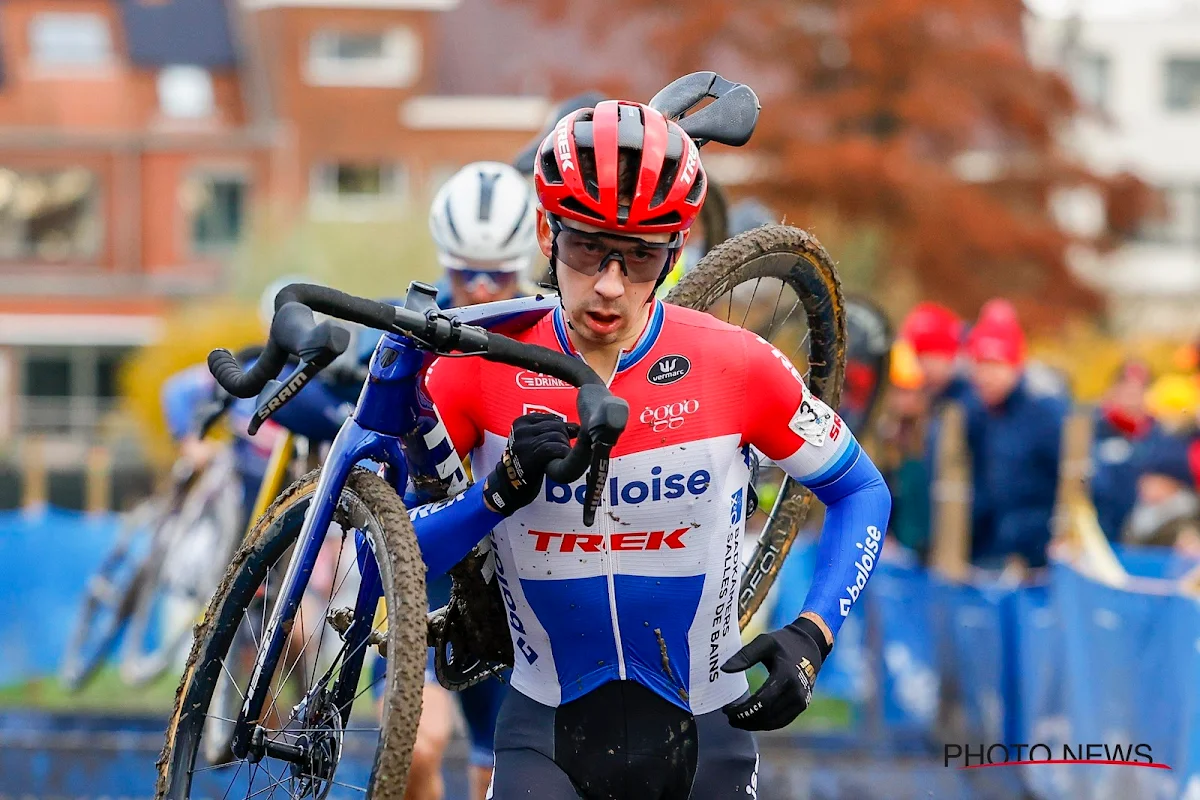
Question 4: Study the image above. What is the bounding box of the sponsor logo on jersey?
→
[839,525,883,617]
[522,403,566,420]
[408,492,467,521]
[639,398,699,432]
[647,354,691,385]
[490,532,539,665]
[708,525,740,682]
[516,370,572,390]
[527,528,689,552]
[545,466,711,506]
[757,335,805,385]
[730,487,744,525]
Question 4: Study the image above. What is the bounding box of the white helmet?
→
[429,162,536,272]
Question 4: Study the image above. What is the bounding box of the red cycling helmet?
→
[534,100,707,236]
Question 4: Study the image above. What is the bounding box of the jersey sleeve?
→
[422,355,484,458]
[741,333,892,638]
[409,480,504,578]
[741,332,855,486]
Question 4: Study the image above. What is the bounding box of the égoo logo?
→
[647,354,691,385]
[640,398,699,431]
[840,525,883,616]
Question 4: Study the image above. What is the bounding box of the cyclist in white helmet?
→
[405,161,538,800]
[429,161,538,308]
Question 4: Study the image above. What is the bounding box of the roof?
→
[117,0,238,69]
[432,0,662,97]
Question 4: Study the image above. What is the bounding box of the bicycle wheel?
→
[120,452,243,687]
[59,496,163,691]
[696,179,729,255]
[156,467,426,800]
[665,224,846,629]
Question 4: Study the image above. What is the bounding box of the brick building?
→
[0,0,551,500]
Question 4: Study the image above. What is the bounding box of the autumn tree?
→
[522,0,1144,328]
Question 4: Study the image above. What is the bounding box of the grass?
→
[0,666,178,715]
[745,666,855,732]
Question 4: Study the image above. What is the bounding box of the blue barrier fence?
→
[0,508,120,687]
[769,537,1200,799]
[3,511,1200,798]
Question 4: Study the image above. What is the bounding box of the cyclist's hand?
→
[484,412,577,516]
[180,436,218,471]
[720,617,829,731]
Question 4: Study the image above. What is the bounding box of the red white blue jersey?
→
[422,300,867,715]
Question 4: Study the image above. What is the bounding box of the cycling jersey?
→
[161,364,284,480]
[413,300,891,716]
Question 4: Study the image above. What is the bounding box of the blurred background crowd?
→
[4,0,1200,796]
[877,297,1200,569]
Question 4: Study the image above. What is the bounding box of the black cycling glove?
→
[720,616,831,731]
[484,412,577,516]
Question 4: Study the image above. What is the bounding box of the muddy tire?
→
[155,467,426,799]
[666,224,846,629]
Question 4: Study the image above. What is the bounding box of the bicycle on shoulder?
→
[157,72,855,800]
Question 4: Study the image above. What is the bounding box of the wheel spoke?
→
[740,278,763,329]
[766,282,787,340]
[190,758,246,775]
[308,526,350,694]
[771,299,803,341]
[215,759,245,800]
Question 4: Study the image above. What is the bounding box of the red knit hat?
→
[899,302,963,359]
[966,300,1026,366]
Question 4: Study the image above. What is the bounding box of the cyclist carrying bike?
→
[407,101,893,799]
[408,161,539,800]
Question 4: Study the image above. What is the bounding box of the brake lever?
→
[577,394,628,527]
[581,440,612,528]
[247,357,327,435]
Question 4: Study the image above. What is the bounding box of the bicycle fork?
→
[230,419,404,762]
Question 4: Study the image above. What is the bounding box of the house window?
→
[1165,58,1200,111]
[306,28,420,87]
[158,66,216,120]
[181,174,247,253]
[16,346,129,435]
[29,13,113,69]
[1136,185,1200,245]
[0,167,101,261]
[1072,52,1109,111]
[310,162,409,218]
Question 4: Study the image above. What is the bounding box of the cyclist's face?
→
[917,354,957,396]
[447,266,520,307]
[537,209,683,346]
[970,359,1021,408]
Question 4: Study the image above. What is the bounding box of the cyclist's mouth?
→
[584,310,622,335]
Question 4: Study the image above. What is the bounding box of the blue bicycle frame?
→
[230,294,556,758]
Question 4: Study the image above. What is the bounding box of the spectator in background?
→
[1091,360,1157,542]
[877,339,932,562]
[899,302,968,405]
[897,302,978,567]
[1146,373,1200,436]
[1124,433,1200,556]
[966,300,1069,569]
